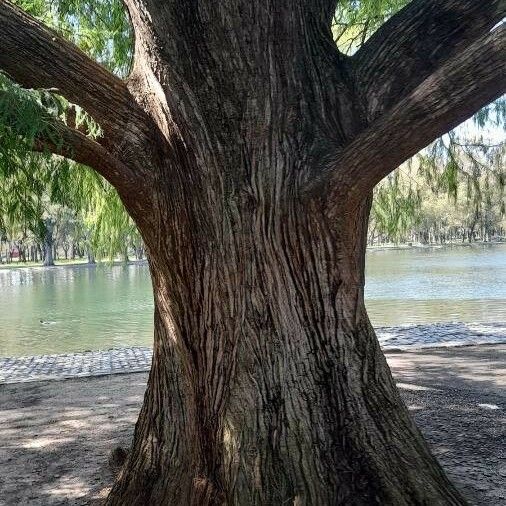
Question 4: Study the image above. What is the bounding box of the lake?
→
[1,244,505,356]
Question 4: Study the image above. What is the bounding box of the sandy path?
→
[0,345,504,505]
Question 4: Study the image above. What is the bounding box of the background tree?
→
[370,142,505,244]
[0,0,505,504]
[0,74,142,264]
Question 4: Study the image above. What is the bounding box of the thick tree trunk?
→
[99,1,478,503]
[1,0,499,502]
[107,193,463,505]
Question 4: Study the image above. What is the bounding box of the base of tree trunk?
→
[106,309,465,506]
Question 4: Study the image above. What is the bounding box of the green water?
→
[1,244,505,356]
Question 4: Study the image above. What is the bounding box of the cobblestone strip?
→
[377,321,506,350]
[0,347,152,384]
[1,322,505,384]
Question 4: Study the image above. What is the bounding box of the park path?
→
[1,322,505,384]
[0,345,504,505]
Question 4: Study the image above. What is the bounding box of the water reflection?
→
[0,244,504,356]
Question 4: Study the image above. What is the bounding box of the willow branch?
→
[33,124,134,192]
[0,89,141,201]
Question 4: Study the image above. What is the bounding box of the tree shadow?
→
[0,346,504,505]
[387,345,505,506]
[0,372,148,505]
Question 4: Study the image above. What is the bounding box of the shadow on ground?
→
[0,345,504,505]
[0,374,147,505]
[388,345,505,505]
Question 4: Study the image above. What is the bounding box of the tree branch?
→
[320,25,506,213]
[0,0,151,151]
[35,124,135,192]
[354,0,506,122]
[0,89,135,195]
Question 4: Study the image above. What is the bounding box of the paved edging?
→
[0,347,152,384]
[1,322,505,384]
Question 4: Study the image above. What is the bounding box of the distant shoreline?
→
[0,258,148,270]
[367,240,505,252]
[1,241,505,269]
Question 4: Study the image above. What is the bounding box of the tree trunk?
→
[4,0,502,503]
[96,1,480,503]
[43,220,55,267]
[108,192,462,504]
[86,248,96,264]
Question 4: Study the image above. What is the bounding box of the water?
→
[0,244,505,356]
[0,264,154,357]
[365,244,506,326]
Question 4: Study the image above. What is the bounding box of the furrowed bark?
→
[321,25,506,209]
[97,1,501,504]
[108,195,465,505]
[354,0,506,121]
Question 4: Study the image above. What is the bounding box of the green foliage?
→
[473,97,506,129]
[12,0,132,76]
[0,72,102,181]
[0,73,61,170]
[371,170,421,242]
[85,186,140,260]
[371,144,505,244]
[334,0,408,54]
[0,154,51,241]
[0,152,139,262]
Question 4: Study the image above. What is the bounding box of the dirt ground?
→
[0,345,504,505]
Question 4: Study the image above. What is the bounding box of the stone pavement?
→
[0,347,152,384]
[376,321,506,349]
[1,322,505,384]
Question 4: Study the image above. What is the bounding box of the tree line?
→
[369,136,505,246]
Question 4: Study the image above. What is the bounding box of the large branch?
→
[354,0,506,122]
[35,123,136,192]
[0,0,151,150]
[0,89,137,194]
[320,25,506,212]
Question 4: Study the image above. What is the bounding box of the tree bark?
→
[2,0,506,504]
[43,219,55,267]
[108,195,463,505]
